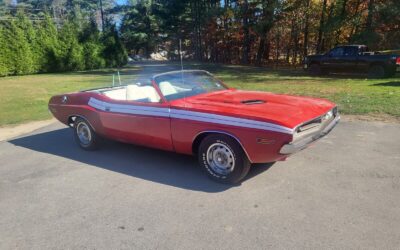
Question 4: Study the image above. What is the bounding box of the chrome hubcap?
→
[206,143,235,175]
[76,122,91,145]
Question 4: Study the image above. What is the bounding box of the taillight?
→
[396,57,400,65]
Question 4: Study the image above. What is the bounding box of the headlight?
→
[323,110,334,121]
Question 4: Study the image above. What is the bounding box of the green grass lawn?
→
[0,62,399,126]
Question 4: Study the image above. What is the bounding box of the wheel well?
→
[67,115,93,129]
[67,116,76,127]
[192,132,211,155]
[68,115,97,132]
[191,131,249,160]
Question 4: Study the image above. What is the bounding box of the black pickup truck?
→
[304,45,400,78]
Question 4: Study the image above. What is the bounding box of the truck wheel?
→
[309,64,321,75]
[385,68,396,78]
[368,65,386,78]
[198,134,251,184]
[73,117,99,150]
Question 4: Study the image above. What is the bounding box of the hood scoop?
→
[241,99,266,105]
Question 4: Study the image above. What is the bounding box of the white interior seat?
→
[159,81,177,96]
[103,88,126,100]
[140,86,161,102]
[126,85,143,101]
[126,85,160,102]
[103,85,161,103]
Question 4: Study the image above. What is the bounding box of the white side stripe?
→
[88,97,293,134]
[89,98,170,117]
[169,108,293,134]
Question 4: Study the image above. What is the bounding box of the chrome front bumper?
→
[280,115,340,155]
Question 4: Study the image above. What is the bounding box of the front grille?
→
[294,107,337,140]
[298,117,322,132]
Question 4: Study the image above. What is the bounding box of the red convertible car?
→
[49,70,339,183]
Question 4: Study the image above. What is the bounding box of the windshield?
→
[154,71,227,101]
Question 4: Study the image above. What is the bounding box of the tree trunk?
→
[192,0,203,61]
[324,2,335,50]
[303,0,310,57]
[348,0,362,42]
[256,34,266,66]
[317,0,327,54]
[265,40,270,63]
[287,18,295,64]
[365,0,375,32]
[241,0,250,64]
[275,30,280,66]
[293,24,299,65]
[335,0,348,45]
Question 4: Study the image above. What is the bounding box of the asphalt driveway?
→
[0,119,399,249]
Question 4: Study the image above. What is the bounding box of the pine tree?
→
[36,15,61,72]
[14,12,41,73]
[102,23,128,68]
[0,25,10,76]
[81,17,105,69]
[58,20,85,71]
[3,20,34,75]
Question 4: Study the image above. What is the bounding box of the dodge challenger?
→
[48,70,340,184]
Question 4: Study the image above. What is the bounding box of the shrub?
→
[0,13,127,76]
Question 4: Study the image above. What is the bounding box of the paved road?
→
[1,119,399,249]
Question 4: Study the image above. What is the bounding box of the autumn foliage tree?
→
[120,0,399,65]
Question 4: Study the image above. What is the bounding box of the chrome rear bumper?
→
[280,115,340,155]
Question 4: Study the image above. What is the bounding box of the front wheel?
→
[198,134,251,184]
[73,117,99,150]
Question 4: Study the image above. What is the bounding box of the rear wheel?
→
[73,117,99,150]
[198,134,251,184]
[385,68,396,78]
[368,64,386,78]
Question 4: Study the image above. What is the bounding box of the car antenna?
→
[117,71,121,85]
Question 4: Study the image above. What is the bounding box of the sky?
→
[115,0,128,5]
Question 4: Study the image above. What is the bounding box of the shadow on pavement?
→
[9,128,272,193]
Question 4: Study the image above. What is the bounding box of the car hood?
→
[170,89,336,129]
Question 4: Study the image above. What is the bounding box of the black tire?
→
[368,64,386,78]
[309,64,322,76]
[73,117,99,150]
[385,68,396,78]
[198,134,251,184]
[251,162,276,168]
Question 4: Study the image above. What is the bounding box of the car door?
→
[96,85,173,151]
[322,47,345,71]
[342,47,359,71]
[355,46,370,71]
